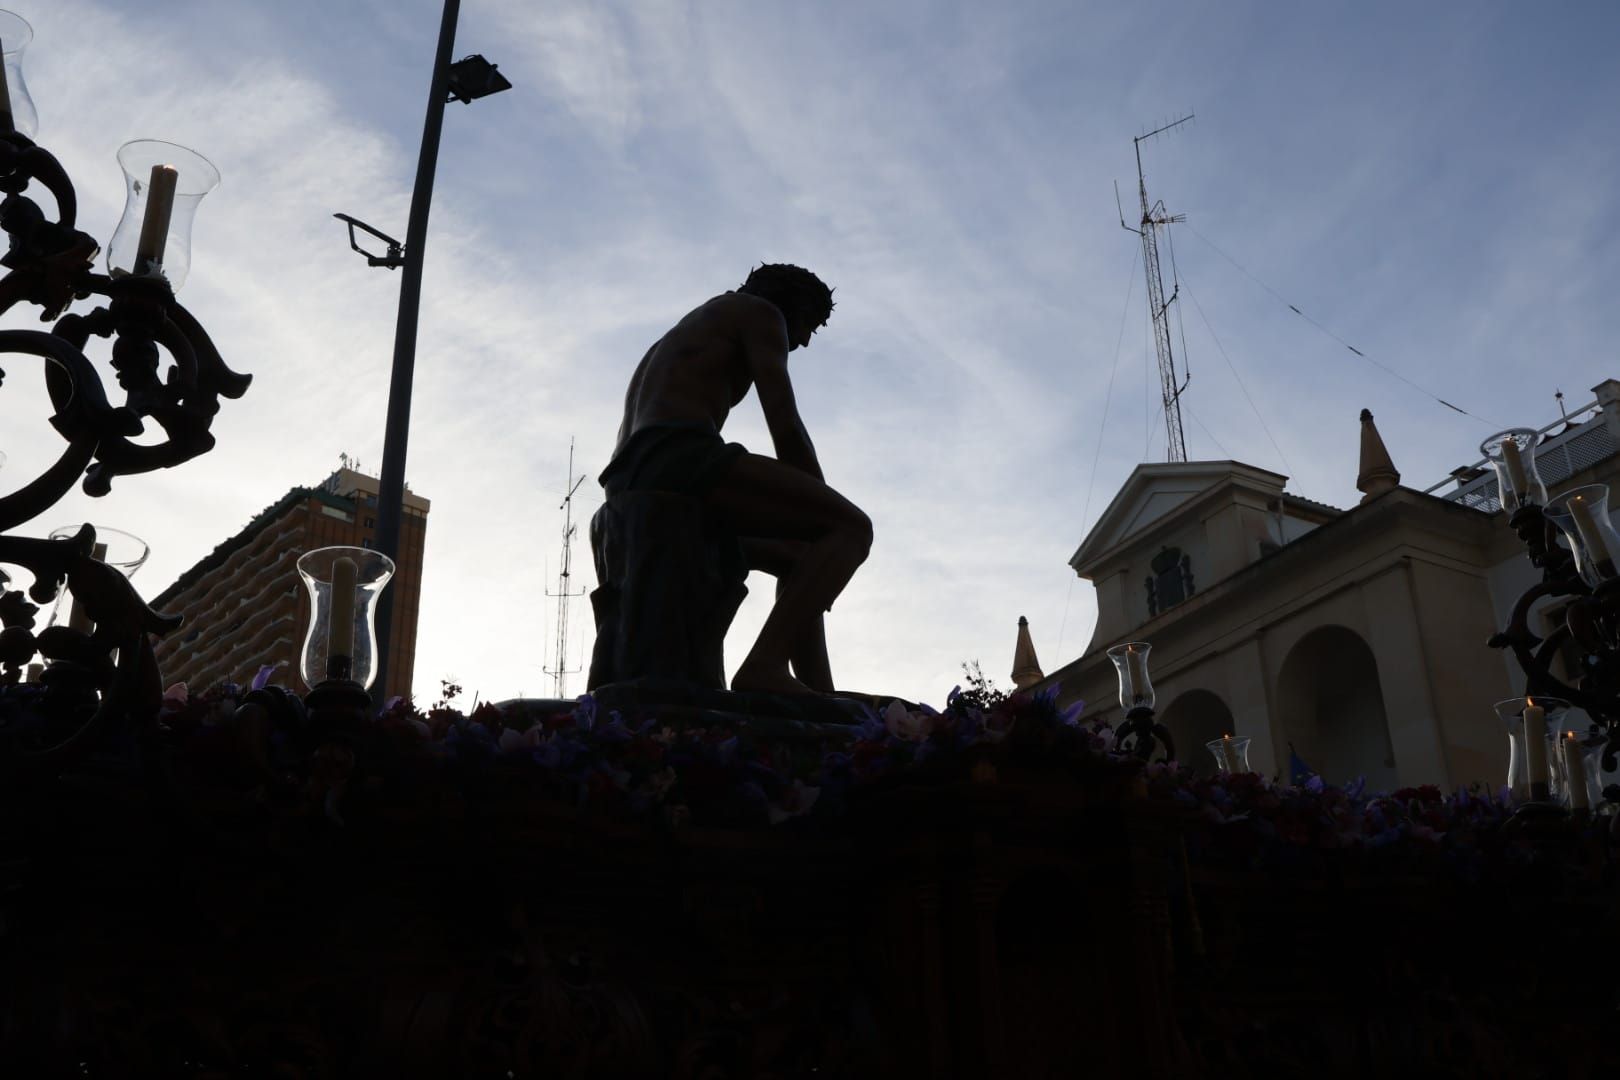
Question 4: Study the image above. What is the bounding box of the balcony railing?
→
[1423,400,1617,513]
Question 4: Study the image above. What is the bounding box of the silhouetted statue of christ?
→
[600,263,870,696]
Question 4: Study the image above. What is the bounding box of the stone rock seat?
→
[587,489,749,692]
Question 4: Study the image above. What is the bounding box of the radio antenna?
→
[1120,113,1194,462]
[544,438,588,698]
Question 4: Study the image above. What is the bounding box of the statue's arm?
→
[745,313,822,480]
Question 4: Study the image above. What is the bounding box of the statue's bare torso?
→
[614,292,792,459]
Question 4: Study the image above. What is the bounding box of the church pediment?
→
[1070,461,1287,578]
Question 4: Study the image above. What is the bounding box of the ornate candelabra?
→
[0,10,249,778]
[1485,427,1620,812]
[1106,640,1176,762]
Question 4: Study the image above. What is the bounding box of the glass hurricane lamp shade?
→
[1578,739,1612,812]
[47,524,150,578]
[1480,428,1546,512]
[1549,730,1606,812]
[1495,699,1531,802]
[106,140,220,291]
[1494,696,1570,803]
[0,11,38,139]
[1544,485,1620,587]
[1205,734,1252,776]
[45,525,149,633]
[1107,641,1154,711]
[297,546,394,690]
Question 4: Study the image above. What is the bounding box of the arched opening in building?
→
[1157,688,1237,778]
[1275,625,1397,792]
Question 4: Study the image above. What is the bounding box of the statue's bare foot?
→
[731,663,814,696]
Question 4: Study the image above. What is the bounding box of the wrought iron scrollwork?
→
[0,126,248,777]
[1489,503,1620,783]
[1114,707,1175,763]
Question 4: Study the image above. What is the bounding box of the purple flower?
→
[574,693,598,731]
[855,705,886,742]
[594,713,632,742]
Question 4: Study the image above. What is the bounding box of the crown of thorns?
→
[740,262,835,327]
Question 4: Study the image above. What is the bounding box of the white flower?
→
[768,780,822,825]
[883,700,934,742]
[498,725,544,753]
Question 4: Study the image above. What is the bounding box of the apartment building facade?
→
[151,468,429,704]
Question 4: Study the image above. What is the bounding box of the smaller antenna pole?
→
[544,438,588,699]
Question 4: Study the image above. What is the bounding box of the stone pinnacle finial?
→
[1356,408,1400,504]
[1011,615,1044,689]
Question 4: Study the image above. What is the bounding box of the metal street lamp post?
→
[336,0,509,705]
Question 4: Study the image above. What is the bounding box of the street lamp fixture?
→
[445,54,510,104]
[332,212,405,270]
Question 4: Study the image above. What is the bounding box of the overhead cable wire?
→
[1059,246,1139,660]
[1182,222,1500,428]
[1144,402,1165,463]
[1144,296,1164,461]
[1167,225,1193,388]
[1180,276,1297,483]
[1184,404,1230,458]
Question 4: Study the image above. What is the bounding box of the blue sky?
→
[3,0,1618,705]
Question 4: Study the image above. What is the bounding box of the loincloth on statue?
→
[599,422,749,498]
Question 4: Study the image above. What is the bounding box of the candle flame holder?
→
[1490,462,1620,814]
[1106,641,1175,762]
[1205,735,1252,776]
[297,547,395,693]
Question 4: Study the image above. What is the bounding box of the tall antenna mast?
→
[1118,113,1194,463]
[544,438,588,698]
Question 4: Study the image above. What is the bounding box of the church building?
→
[1019,380,1620,791]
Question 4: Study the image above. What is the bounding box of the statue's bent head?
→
[738,263,835,341]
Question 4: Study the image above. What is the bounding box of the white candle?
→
[0,37,13,134]
[1499,438,1529,502]
[1567,496,1616,578]
[1523,703,1549,799]
[1563,732,1590,810]
[135,164,179,275]
[1126,646,1148,705]
[1220,734,1241,774]
[327,556,358,670]
[66,541,109,635]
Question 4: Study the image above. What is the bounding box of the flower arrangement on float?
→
[145,667,1613,882]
